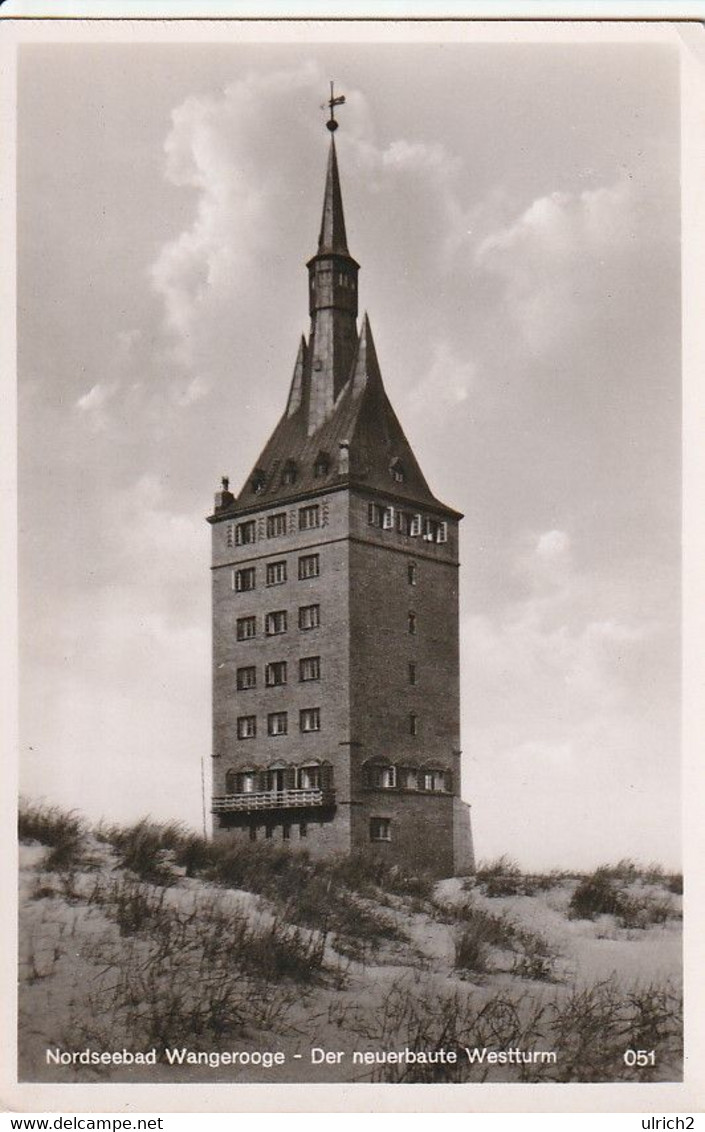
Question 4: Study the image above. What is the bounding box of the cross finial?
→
[324,80,346,132]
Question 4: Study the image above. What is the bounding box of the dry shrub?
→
[74,883,327,1055]
[569,868,679,929]
[342,975,682,1083]
[18,801,87,872]
[453,904,558,981]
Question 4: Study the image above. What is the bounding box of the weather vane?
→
[322,80,346,132]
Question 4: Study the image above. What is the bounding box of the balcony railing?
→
[212,788,335,813]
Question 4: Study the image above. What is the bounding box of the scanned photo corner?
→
[6,14,703,1112]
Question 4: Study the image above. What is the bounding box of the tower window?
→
[283,824,291,841]
[237,715,257,740]
[390,458,405,484]
[299,656,321,682]
[265,661,287,687]
[236,521,256,546]
[265,768,286,791]
[408,663,417,686]
[267,512,287,539]
[233,567,256,593]
[408,612,417,635]
[370,817,391,843]
[265,610,288,636]
[233,770,256,793]
[368,502,395,530]
[236,666,257,691]
[299,821,308,838]
[251,469,266,494]
[236,616,256,641]
[408,562,417,586]
[300,708,321,733]
[298,764,321,788]
[422,769,448,792]
[381,765,397,789]
[313,452,330,478]
[298,553,320,580]
[398,511,418,536]
[404,768,419,791]
[299,504,320,530]
[282,461,298,486]
[409,713,418,736]
[299,604,320,631]
[267,711,288,736]
[366,763,397,789]
[266,560,287,586]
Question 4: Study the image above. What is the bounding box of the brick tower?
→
[208,116,474,877]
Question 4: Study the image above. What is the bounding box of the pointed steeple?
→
[285,335,307,418]
[306,136,360,432]
[318,137,349,255]
[350,313,384,398]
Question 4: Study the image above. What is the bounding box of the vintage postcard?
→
[2,12,704,1116]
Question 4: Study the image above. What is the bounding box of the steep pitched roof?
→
[218,315,459,518]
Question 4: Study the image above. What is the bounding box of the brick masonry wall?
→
[211,490,352,852]
[210,485,471,875]
[351,793,456,877]
[347,490,463,876]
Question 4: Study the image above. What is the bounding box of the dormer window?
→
[390,457,406,484]
[251,468,266,494]
[282,460,298,486]
[314,451,330,478]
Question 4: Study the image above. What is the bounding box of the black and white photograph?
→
[5,14,704,1113]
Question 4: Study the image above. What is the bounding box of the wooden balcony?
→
[212,788,335,813]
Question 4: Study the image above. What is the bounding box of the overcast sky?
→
[17,28,682,870]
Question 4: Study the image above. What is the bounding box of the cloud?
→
[406,338,475,421]
[74,381,119,431]
[75,381,117,412]
[21,470,211,828]
[150,63,324,370]
[465,526,668,755]
[461,522,679,868]
[381,138,451,175]
[176,375,208,407]
[520,529,573,594]
[473,175,672,358]
[536,529,570,559]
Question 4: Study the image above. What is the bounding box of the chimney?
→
[214,475,235,512]
[338,439,350,477]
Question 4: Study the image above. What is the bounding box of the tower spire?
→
[318,136,349,255]
[305,87,360,432]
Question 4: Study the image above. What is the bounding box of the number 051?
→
[623,1049,656,1067]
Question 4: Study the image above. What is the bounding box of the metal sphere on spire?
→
[323,80,346,133]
